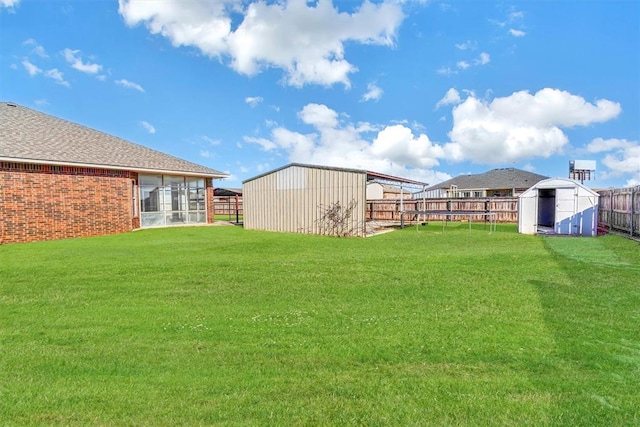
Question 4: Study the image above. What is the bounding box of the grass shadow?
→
[527,235,640,424]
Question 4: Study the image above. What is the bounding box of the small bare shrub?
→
[316,199,360,237]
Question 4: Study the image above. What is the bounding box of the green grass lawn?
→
[1,223,639,425]
[214,214,243,222]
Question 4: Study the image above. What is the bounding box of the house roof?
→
[214,187,242,196]
[0,102,227,178]
[367,180,405,193]
[425,168,548,192]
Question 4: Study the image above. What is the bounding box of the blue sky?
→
[1,0,638,188]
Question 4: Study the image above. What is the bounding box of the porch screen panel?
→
[139,175,207,227]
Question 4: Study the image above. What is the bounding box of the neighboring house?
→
[214,188,242,197]
[415,168,548,199]
[0,102,228,244]
[366,180,413,200]
[213,188,243,218]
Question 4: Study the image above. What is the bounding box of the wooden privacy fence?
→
[214,196,243,219]
[597,187,640,238]
[223,196,520,223]
[366,197,519,223]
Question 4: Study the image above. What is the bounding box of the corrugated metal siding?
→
[243,165,367,236]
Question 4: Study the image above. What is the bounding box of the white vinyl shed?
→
[518,178,599,236]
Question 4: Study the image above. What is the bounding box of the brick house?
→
[0,102,228,244]
[414,168,549,199]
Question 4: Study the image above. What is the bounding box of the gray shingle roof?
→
[0,102,227,178]
[426,168,549,191]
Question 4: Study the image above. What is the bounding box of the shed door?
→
[537,189,555,228]
[555,187,577,234]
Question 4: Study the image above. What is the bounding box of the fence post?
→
[609,189,614,230]
[235,194,240,223]
[631,188,635,237]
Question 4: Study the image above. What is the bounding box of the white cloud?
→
[243,90,622,184]
[140,120,156,134]
[44,68,70,87]
[298,103,339,128]
[118,0,404,88]
[449,52,489,74]
[32,45,48,58]
[361,82,383,102]
[245,96,264,107]
[455,40,477,50]
[115,79,145,92]
[62,48,103,74]
[491,9,524,29]
[446,88,621,164]
[370,125,445,168]
[222,172,238,182]
[435,88,462,109]
[256,163,270,173]
[509,29,526,37]
[625,177,640,187]
[34,98,48,106]
[603,145,640,186]
[586,137,634,153]
[199,150,210,158]
[587,138,640,187]
[475,52,490,65]
[244,102,450,184]
[202,135,221,145]
[436,66,456,76]
[24,38,48,57]
[22,59,41,76]
[243,136,280,151]
[1,0,20,8]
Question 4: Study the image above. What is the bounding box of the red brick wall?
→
[0,163,137,244]
[206,178,215,223]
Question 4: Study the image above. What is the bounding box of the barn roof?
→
[520,177,600,196]
[425,168,548,191]
[243,163,428,187]
[0,102,227,178]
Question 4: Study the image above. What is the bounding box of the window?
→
[139,175,207,227]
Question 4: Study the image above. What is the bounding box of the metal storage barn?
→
[518,178,599,236]
[243,164,368,236]
[242,163,426,237]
